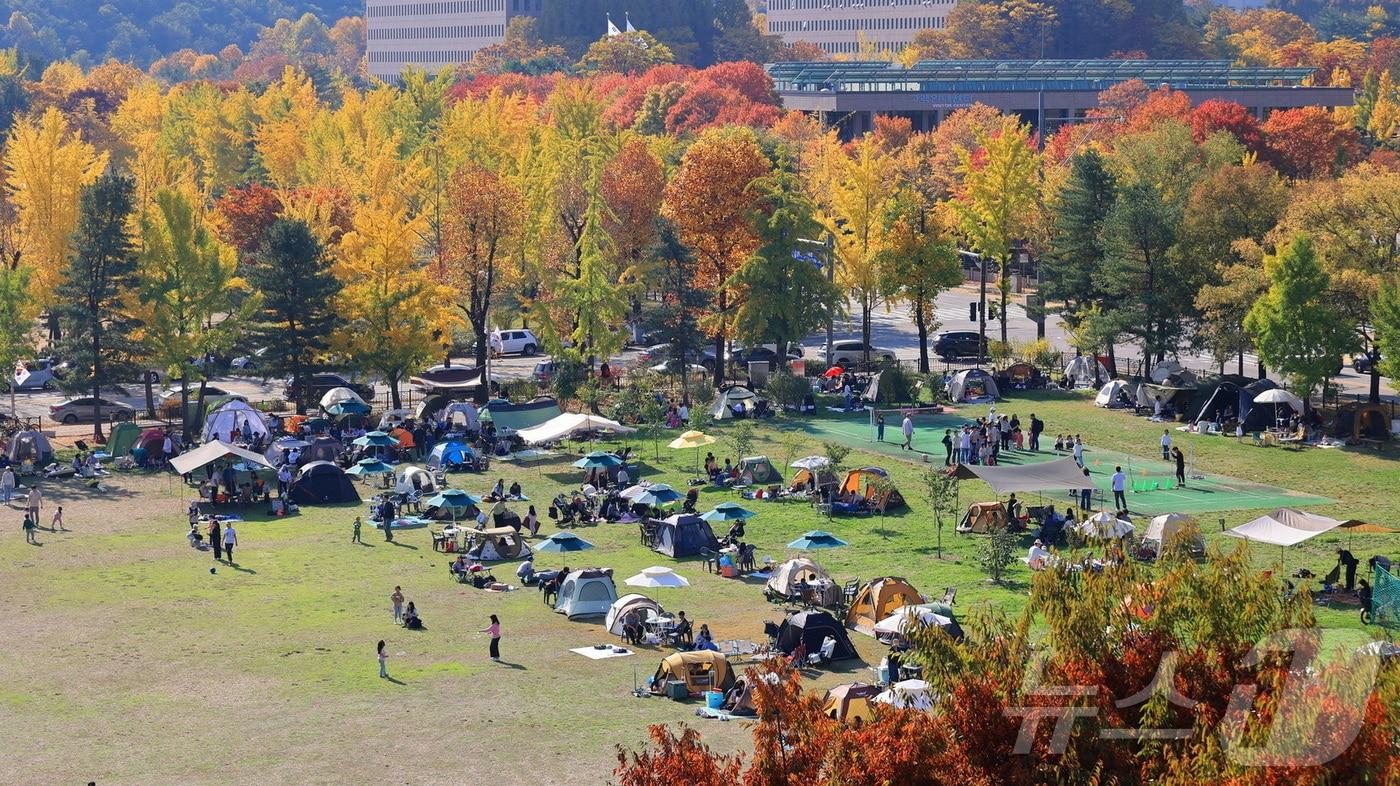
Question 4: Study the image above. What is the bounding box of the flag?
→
[13,361,28,387]
[606,14,622,37]
[625,12,637,33]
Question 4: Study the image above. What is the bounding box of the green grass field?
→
[0,388,1395,784]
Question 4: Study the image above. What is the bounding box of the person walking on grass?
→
[481,614,501,662]
[391,586,405,624]
[26,485,41,521]
[1073,436,1085,467]
[51,505,64,532]
[941,429,954,466]
[1111,466,1127,513]
[209,518,222,561]
[876,414,886,442]
[22,511,37,544]
[351,516,362,544]
[222,522,238,563]
[1172,446,1186,488]
[377,640,388,679]
[1,466,14,504]
[901,414,914,451]
[1160,429,1172,461]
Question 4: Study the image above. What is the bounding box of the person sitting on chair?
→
[621,608,644,645]
[1027,539,1053,570]
[508,480,523,499]
[724,520,746,546]
[673,611,693,648]
[722,679,754,715]
[450,554,470,580]
[694,624,718,652]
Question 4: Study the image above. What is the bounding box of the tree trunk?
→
[999,262,1010,347]
[293,358,306,415]
[92,318,104,442]
[1107,343,1117,381]
[977,263,988,365]
[1238,350,1245,377]
[196,378,208,438]
[473,322,490,405]
[1369,365,1381,404]
[389,371,402,409]
[861,295,872,369]
[1257,361,1266,380]
[914,303,929,374]
[179,377,190,444]
[143,372,156,418]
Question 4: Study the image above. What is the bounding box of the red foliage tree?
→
[870,115,914,153]
[613,725,743,786]
[664,85,780,135]
[1191,99,1266,153]
[1262,106,1362,179]
[447,73,562,104]
[692,61,777,105]
[1126,88,1192,132]
[214,183,283,261]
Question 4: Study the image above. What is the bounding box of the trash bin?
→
[706,690,724,709]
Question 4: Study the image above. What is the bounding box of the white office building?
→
[365,0,543,80]
[764,0,960,56]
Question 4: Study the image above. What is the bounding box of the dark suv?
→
[729,346,802,371]
[934,331,989,361]
[284,373,374,404]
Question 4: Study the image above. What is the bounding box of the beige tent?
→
[765,558,837,605]
[1143,513,1204,558]
[650,651,734,697]
[823,683,882,724]
[170,440,273,476]
[957,501,1007,534]
[516,412,636,445]
[845,576,922,635]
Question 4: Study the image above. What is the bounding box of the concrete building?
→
[764,0,958,56]
[768,59,1355,139]
[366,0,543,81]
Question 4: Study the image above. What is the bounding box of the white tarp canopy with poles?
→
[1225,508,1344,547]
[952,457,1090,494]
[171,440,274,476]
[516,412,636,445]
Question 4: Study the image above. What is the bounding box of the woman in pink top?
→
[481,615,501,662]
[377,640,388,678]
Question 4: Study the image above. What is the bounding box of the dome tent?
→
[1094,379,1134,409]
[775,609,857,661]
[650,513,720,558]
[202,399,269,443]
[823,683,882,724]
[1065,355,1108,388]
[395,465,437,495]
[947,369,999,402]
[605,594,663,637]
[107,421,141,457]
[649,651,734,697]
[845,576,922,635]
[7,430,53,466]
[289,461,360,505]
[765,558,833,603]
[710,385,757,420]
[300,435,343,465]
[553,568,617,619]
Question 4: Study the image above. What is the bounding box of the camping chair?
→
[639,520,659,547]
[430,530,447,552]
[699,548,720,574]
[840,578,861,614]
[807,636,837,668]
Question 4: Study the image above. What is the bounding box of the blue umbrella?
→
[634,483,682,506]
[700,502,756,523]
[346,458,394,476]
[424,489,481,508]
[788,530,849,549]
[534,532,595,553]
[352,430,398,448]
[326,401,371,417]
[572,451,623,469]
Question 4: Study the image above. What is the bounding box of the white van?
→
[489,329,540,356]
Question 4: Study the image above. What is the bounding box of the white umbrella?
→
[872,606,952,637]
[874,679,934,711]
[624,566,691,588]
[620,482,651,500]
[1077,511,1135,540]
[790,455,830,470]
[1252,388,1303,409]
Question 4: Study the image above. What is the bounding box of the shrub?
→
[765,371,809,411]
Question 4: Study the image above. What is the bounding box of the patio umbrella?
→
[700,502,755,523]
[619,482,651,500]
[352,431,398,448]
[1253,388,1304,426]
[823,366,844,379]
[624,566,691,588]
[534,532,595,553]
[424,489,482,508]
[1077,511,1134,540]
[325,400,371,418]
[634,483,682,507]
[788,530,849,549]
[668,430,717,476]
[790,455,831,470]
[572,451,622,470]
[346,458,395,477]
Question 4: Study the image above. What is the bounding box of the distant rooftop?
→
[766,60,1319,93]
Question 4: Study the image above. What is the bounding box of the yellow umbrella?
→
[668,430,717,477]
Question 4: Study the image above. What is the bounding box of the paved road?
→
[801,283,1395,400]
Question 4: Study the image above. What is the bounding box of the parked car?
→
[49,396,135,424]
[825,340,897,367]
[231,347,267,374]
[730,346,802,371]
[1353,352,1382,374]
[639,343,717,371]
[489,328,540,356]
[284,373,374,403]
[157,385,233,408]
[532,359,557,385]
[8,358,61,391]
[934,331,990,361]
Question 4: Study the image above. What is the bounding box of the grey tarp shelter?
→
[951,457,1091,494]
[1225,508,1344,547]
[171,440,273,476]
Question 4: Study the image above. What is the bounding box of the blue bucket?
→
[706,690,724,709]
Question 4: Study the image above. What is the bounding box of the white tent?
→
[874,679,934,711]
[263,436,310,465]
[605,594,663,636]
[953,457,1091,494]
[1143,512,1203,558]
[516,412,636,445]
[947,369,999,402]
[1225,508,1343,547]
[443,401,479,430]
[1150,360,1184,384]
[319,386,367,410]
[711,386,757,420]
[872,605,953,637]
[624,566,690,588]
[201,399,270,443]
[1095,380,1132,408]
[394,465,437,495]
[171,440,273,476]
[554,568,618,619]
[1065,356,1108,388]
[1077,511,1135,540]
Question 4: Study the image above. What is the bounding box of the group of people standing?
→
[939,412,1047,467]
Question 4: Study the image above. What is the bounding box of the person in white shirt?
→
[677,403,689,424]
[1027,539,1052,570]
[616,467,629,487]
[901,415,914,451]
[1160,429,1171,460]
[222,523,238,563]
[1152,396,1162,418]
[1072,436,1084,467]
[1110,466,1127,513]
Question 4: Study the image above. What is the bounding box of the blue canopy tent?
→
[426,440,479,471]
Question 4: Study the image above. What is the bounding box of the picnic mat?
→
[694,707,752,721]
[745,571,772,580]
[570,645,634,660]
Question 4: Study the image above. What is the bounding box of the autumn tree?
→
[54,174,142,440]
[1262,106,1362,179]
[1245,233,1355,396]
[0,190,34,414]
[948,116,1041,358]
[647,219,710,382]
[662,125,769,387]
[440,165,525,401]
[879,158,963,373]
[3,106,109,335]
[137,189,256,433]
[246,219,341,414]
[601,138,665,339]
[577,31,675,75]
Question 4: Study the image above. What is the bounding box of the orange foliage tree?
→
[1262,107,1363,179]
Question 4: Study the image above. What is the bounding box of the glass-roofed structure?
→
[766,60,1354,139]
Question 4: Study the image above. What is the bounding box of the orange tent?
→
[390,427,415,449]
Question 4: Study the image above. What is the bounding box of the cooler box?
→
[666,680,689,701]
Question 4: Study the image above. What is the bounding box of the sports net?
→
[1374,564,1400,628]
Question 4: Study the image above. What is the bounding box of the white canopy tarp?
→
[516,412,636,445]
[319,386,367,409]
[1225,508,1343,547]
[954,457,1091,494]
[201,399,270,443]
[872,605,953,637]
[874,679,934,711]
[171,440,273,476]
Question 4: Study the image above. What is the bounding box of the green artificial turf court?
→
[793,406,1335,516]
